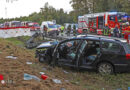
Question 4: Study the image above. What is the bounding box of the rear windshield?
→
[124,43,130,53]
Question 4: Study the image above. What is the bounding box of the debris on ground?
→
[60,87,66,90]
[5,56,17,59]
[24,73,33,80]
[0,74,5,84]
[65,80,69,83]
[39,72,48,80]
[24,73,40,82]
[31,75,41,82]
[52,79,62,84]
[39,72,45,75]
[41,74,48,80]
[42,67,47,71]
[128,87,130,90]
[26,61,33,65]
[63,70,69,74]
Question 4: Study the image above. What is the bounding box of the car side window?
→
[102,42,120,52]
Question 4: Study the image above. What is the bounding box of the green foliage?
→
[70,0,130,14]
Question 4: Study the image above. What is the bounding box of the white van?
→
[41,21,59,36]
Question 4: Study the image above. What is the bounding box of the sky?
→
[0,0,73,19]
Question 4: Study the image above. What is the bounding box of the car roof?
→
[71,35,127,43]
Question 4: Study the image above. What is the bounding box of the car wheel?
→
[98,62,114,74]
[38,57,45,63]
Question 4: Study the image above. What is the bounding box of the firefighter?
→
[103,24,110,36]
[73,25,77,36]
[67,25,71,36]
[60,26,64,36]
[43,25,48,37]
[113,25,120,38]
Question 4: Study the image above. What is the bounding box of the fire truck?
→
[21,22,40,31]
[28,22,40,31]
[78,12,130,35]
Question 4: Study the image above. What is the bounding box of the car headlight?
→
[36,48,48,53]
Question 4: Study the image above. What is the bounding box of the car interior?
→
[82,41,100,64]
[58,40,80,60]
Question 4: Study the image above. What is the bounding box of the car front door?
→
[56,39,82,66]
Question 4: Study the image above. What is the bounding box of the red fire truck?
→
[78,12,130,35]
[28,22,40,31]
[21,22,40,31]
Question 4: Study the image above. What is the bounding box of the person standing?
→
[67,25,71,36]
[113,25,120,38]
[73,25,77,36]
[60,26,64,36]
[43,25,48,37]
[103,24,110,36]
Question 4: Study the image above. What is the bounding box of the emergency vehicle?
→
[21,22,40,31]
[28,22,40,31]
[4,21,22,28]
[78,12,130,35]
[41,21,59,36]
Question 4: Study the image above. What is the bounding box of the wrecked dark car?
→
[35,41,58,64]
[36,36,130,74]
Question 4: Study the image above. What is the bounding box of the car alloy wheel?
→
[98,62,114,74]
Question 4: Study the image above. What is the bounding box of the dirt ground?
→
[0,38,130,90]
[0,39,83,90]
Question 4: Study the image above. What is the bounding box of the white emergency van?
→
[41,21,59,36]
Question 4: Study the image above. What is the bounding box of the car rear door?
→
[100,41,126,65]
[76,40,101,69]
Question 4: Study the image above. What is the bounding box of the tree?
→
[70,0,130,14]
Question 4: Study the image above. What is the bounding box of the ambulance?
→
[41,21,59,36]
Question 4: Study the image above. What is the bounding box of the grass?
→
[5,36,30,46]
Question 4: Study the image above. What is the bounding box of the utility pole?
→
[5,7,7,18]
[5,0,18,19]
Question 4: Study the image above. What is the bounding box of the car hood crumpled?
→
[36,41,58,49]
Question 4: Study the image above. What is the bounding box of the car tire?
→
[97,62,114,74]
